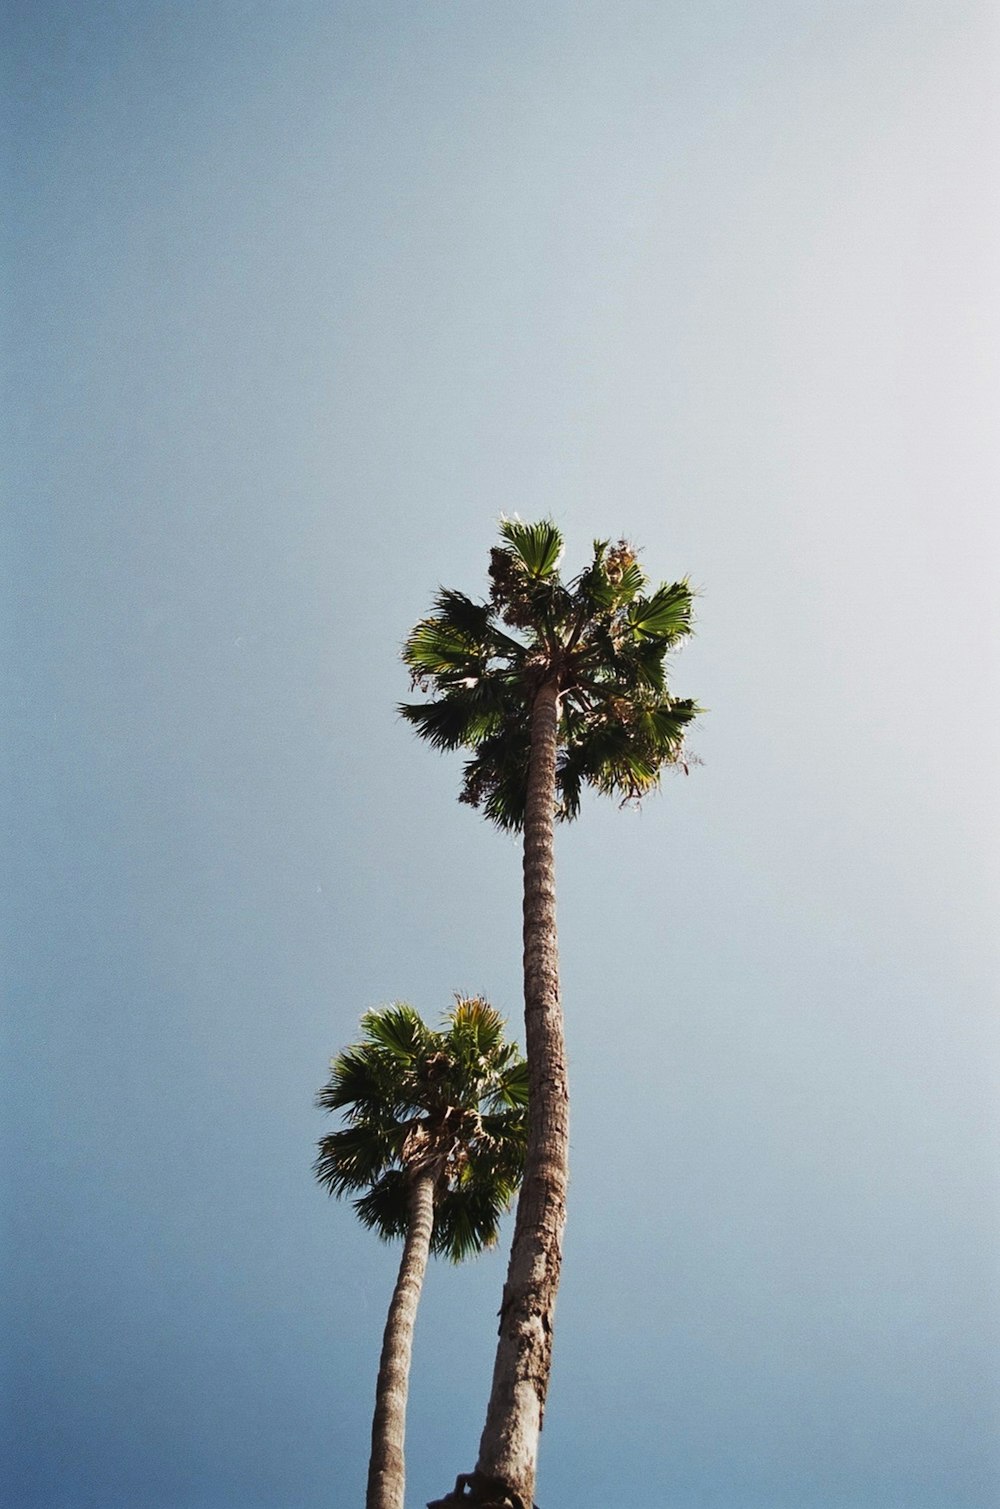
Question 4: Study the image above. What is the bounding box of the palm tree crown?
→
[400,517,700,830]
[316,997,528,1261]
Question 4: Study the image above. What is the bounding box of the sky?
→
[4,3,999,1506]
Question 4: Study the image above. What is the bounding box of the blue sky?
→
[4,3,999,1506]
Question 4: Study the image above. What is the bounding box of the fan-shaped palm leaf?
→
[497,516,564,579]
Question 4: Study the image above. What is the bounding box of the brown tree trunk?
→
[368,1168,436,1509]
[473,677,568,1508]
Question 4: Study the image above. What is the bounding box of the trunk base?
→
[427,1471,534,1509]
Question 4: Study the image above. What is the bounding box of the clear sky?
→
[4,3,998,1507]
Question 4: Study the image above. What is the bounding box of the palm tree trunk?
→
[474,677,568,1508]
[368,1167,436,1509]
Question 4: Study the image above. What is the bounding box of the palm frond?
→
[397,695,483,752]
[636,699,700,748]
[398,680,511,752]
[488,1058,529,1109]
[402,617,486,679]
[431,589,527,656]
[361,1004,437,1062]
[433,1177,511,1262]
[445,995,507,1057]
[432,1194,491,1263]
[458,724,531,832]
[318,1047,413,1123]
[314,1123,399,1196]
[468,1133,528,1197]
[497,517,564,579]
[628,579,695,642]
[570,540,647,617]
[570,722,663,802]
[430,588,493,640]
[353,1171,411,1242]
[556,750,585,822]
[614,559,647,604]
[581,635,669,694]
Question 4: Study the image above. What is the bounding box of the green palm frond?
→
[318,1046,412,1123]
[398,696,479,752]
[593,741,661,798]
[470,1124,528,1187]
[573,539,648,611]
[315,1123,399,1196]
[636,699,700,748]
[433,1172,517,1262]
[627,579,695,641]
[457,721,531,831]
[497,517,564,579]
[445,995,506,1056]
[488,1059,529,1109]
[398,679,512,751]
[403,617,485,679]
[555,751,585,822]
[435,1126,525,1260]
[555,704,692,811]
[353,1171,410,1242]
[430,589,494,642]
[613,560,647,604]
[433,1194,489,1263]
[361,1003,437,1062]
[430,589,527,657]
[459,738,530,832]
[579,630,669,693]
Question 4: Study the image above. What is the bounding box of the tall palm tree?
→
[401,519,699,1508]
[316,998,528,1509]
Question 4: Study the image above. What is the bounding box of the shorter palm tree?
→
[316,998,528,1509]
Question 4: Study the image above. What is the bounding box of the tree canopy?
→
[316,998,528,1262]
[400,517,700,831]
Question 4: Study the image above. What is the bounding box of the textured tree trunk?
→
[368,1168,436,1509]
[474,677,568,1508]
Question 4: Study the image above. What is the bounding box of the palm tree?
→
[316,997,528,1509]
[401,519,699,1508]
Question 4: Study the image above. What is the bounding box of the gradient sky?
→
[4,4,999,1507]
